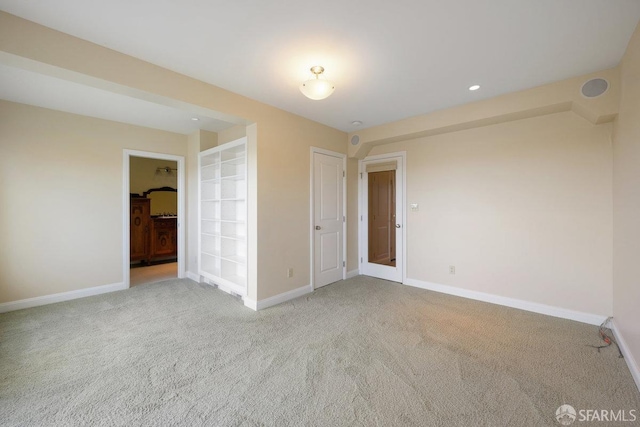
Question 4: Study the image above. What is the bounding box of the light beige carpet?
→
[1,276,638,426]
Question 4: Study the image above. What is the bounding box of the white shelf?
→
[198,137,248,297]
[220,234,245,241]
[220,174,245,181]
[221,156,245,165]
[221,254,246,264]
[224,275,246,287]
[201,177,222,183]
[202,250,221,258]
[200,162,219,170]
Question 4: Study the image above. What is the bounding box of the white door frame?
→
[310,147,347,289]
[358,151,407,283]
[123,149,186,288]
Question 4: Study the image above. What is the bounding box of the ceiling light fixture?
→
[300,66,335,100]
[351,120,363,126]
[191,117,199,121]
[469,85,480,91]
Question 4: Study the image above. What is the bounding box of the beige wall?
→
[129,156,177,194]
[130,150,180,216]
[613,22,640,373]
[0,100,187,303]
[255,116,345,299]
[217,125,246,146]
[0,12,348,303]
[369,111,613,316]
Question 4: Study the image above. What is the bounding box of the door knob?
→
[315,226,321,230]
[396,224,401,228]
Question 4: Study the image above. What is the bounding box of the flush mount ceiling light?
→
[469,84,480,91]
[191,117,199,121]
[300,66,335,100]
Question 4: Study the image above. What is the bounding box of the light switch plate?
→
[410,203,419,211]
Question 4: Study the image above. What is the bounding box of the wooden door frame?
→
[358,152,407,283]
[123,149,186,288]
[310,147,347,290]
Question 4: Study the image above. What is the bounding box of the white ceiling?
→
[1,0,640,133]
[0,64,235,134]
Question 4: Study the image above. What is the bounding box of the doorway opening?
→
[123,150,186,288]
[359,152,406,283]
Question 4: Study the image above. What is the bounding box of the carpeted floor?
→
[1,276,638,426]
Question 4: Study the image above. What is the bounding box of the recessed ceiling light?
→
[469,85,480,91]
[191,117,199,121]
[351,120,363,126]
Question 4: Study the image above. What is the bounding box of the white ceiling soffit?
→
[1,0,640,132]
[0,63,235,135]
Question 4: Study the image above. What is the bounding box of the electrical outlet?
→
[287,268,293,278]
[410,203,419,211]
[449,266,456,275]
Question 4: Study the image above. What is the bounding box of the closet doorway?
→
[123,150,186,288]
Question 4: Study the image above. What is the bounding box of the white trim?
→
[123,150,186,288]
[243,297,258,311]
[404,277,608,326]
[310,147,347,290]
[0,282,127,313]
[611,320,640,392]
[358,152,407,284]
[346,269,360,279]
[252,284,314,311]
[186,271,201,282]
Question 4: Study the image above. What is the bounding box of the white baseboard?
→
[243,297,257,311]
[346,269,360,279]
[611,320,640,392]
[0,282,127,314]
[249,284,314,311]
[186,271,200,282]
[403,278,608,326]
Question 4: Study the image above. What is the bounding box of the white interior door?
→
[313,151,344,288]
[360,155,404,283]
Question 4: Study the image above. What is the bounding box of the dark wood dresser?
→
[151,217,177,259]
[130,197,177,264]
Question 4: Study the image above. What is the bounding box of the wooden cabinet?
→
[130,197,177,264]
[130,198,150,262]
[151,218,177,258]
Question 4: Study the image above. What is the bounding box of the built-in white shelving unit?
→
[198,138,247,296]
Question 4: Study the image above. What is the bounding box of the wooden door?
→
[130,198,150,261]
[313,152,344,288]
[368,170,395,265]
